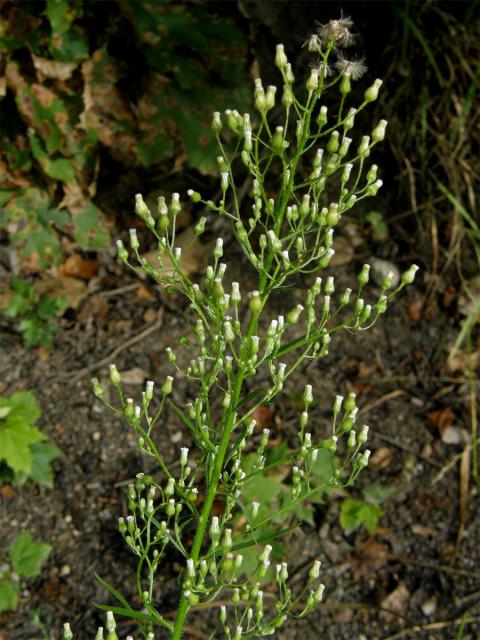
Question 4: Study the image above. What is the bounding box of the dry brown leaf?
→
[5,62,69,137]
[59,254,100,280]
[77,295,109,327]
[407,299,424,321]
[368,447,394,471]
[81,49,137,165]
[380,582,410,621]
[425,407,455,437]
[0,76,6,97]
[350,538,390,580]
[410,523,437,537]
[32,55,77,81]
[250,406,273,429]
[142,227,213,282]
[33,275,88,310]
[120,367,150,385]
[331,235,354,267]
[137,284,155,300]
[447,348,480,373]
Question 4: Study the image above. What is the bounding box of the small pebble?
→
[60,564,71,576]
[171,431,183,443]
[370,257,400,288]
[421,595,437,616]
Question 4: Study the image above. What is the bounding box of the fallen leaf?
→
[425,407,455,438]
[33,275,88,310]
[251,406,273,429]
[410,523,437,537]
[120,367,150,385]
[81,49,137,165]
[350,538,390,580]
[368,447,393,471]
[142,227,213,282]
[137,284,154,300]
[143,308,157,323]
[380,582,410,621]
[447,348,480,373]
[32,55,77,81]
[0,485,16,498]
[331,235,353,267]
[408,300,424,321]
[59,254,100,280]
[77,295,109,327]
[442,285,457,309]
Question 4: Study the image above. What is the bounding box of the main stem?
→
[170,308,263,639]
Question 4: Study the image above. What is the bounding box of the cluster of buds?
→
[74,14,423,640]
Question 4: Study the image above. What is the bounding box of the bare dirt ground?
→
[1,225,479,640]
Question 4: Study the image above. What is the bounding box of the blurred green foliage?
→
[0,390,60,487]
[0,0,250,269]
[0,531,52,613]
[2,277,67,347]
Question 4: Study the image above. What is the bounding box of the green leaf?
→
[28,442,61,487]
[44,0,76,34]
[362,481,397,505]
[9,532,51,578]
[340,498,383,534]
[43,157,76,183]
[0,391,44,474]
[0,578,19,613]
[73,202,110,250]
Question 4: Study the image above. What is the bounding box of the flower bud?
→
[187,189,201,203]
[308,559,321,581]
[326,202,340,227]
[401,264,419,285]
[306,68,319,93]
[265,85,276,110]
[372,119,387,142]
[162,376,173,395]
[358,424,369,444]
[109,364,121,386]
[364,79,383,103]
[275,44,288,69]
[358,135,370,158]
[317,105,328,128]
[358,264,370,286]
[191,216,206,238]
[287,304,303,325]
[327,131,339,154]
[135,194,150,219]
[367,179,383,196]
[211,111,222,133]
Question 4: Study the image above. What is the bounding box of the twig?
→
[382,614,480,640]
[51,309,164,384]
[389,553,480,579]
[359,390,406,415]
[98,283,140,298]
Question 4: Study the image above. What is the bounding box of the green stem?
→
[170,309,262,639]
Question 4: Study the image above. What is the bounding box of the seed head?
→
[335,54,367,80]
[318,14,355,47]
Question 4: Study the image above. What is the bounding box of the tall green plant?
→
[65,16,417,639]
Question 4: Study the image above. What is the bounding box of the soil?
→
[1,219,479,640]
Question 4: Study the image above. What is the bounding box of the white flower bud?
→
[372,119,387,142]
[275,44,288,69]
[180,447,189,467]
[402,264,419,285]
[364,79,383,103]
